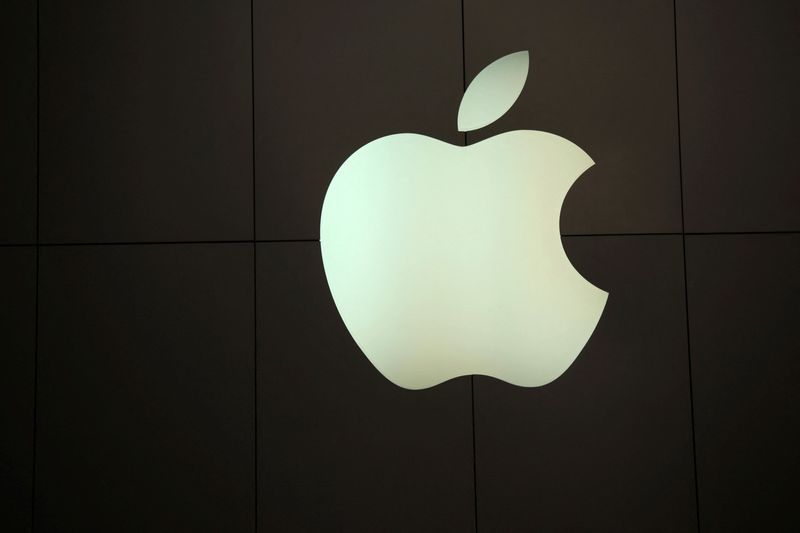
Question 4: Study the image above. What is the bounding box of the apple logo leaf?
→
[457,50,529,132]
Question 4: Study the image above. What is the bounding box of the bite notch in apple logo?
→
[320,51,608,390]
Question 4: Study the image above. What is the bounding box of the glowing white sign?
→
[320,51,607,389]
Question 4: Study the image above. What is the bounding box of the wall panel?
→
[36,244,255,531]
[39,0,253,243]
[677,0,800,233]
[0,248,36,531]
[254,0,464,240]
[475,236,697,532]
[0,0,37,243]
[687,234,800,531]
[256,242,475,532]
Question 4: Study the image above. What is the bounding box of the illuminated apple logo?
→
[320,51,607,390]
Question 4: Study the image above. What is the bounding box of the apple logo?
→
[320,51,608,390]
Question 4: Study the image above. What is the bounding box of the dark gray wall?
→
[1,0,798,531]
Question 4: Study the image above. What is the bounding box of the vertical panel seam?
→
[461,2,478,532]
[673,1,701,530]
[31,0,40,530]
[250,0,258,531]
